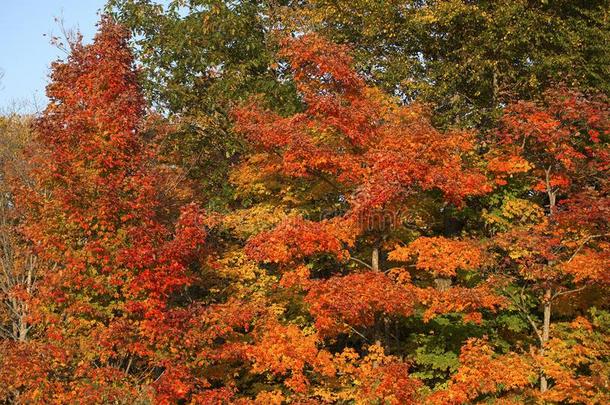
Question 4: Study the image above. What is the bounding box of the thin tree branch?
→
[349,256,373,270]
[343,322,369,342]
[502,287,544,345]
[552,285,587,300]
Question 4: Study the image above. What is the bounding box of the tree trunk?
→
[371,247,390,348]
[372,247,381,347]
[371,247,379,271]
[539,167,556,393]
[540,287,552,393]
[434,277,452,291]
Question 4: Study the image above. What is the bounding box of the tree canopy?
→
[0,1,608,403]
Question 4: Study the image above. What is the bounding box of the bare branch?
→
[552,285,588,300]
[349,256,373,270]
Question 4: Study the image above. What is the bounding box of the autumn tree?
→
[3,18,208,403]
[0,115,38,343]
[485,88,610,398]
[230,33,510,400]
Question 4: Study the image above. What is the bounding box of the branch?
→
[125,356,133,374]
[502,286,544,345]
[544,166,556,216]
[153,370,165,384]
[552,285,587,300]
[344,323,369,342]
[349,256,373,270]
[524,313,544,345]
[0,324,14,340]
[566,233,609,264]
[309,169,344,194]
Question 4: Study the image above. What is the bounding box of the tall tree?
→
[4,18,207,403]
[231,33,509,401]
[486,88,610,396]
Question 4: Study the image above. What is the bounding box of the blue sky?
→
[0,1,106,112]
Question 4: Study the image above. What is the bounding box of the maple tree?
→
[429,337,535,404]
[1,19,210,403]
[230,33,512,401]
[485,87,610,396]
[231,34,609,402]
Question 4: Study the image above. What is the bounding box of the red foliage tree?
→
[488,88,610,395]
[8,18,207,402]
[233,34,507,400]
